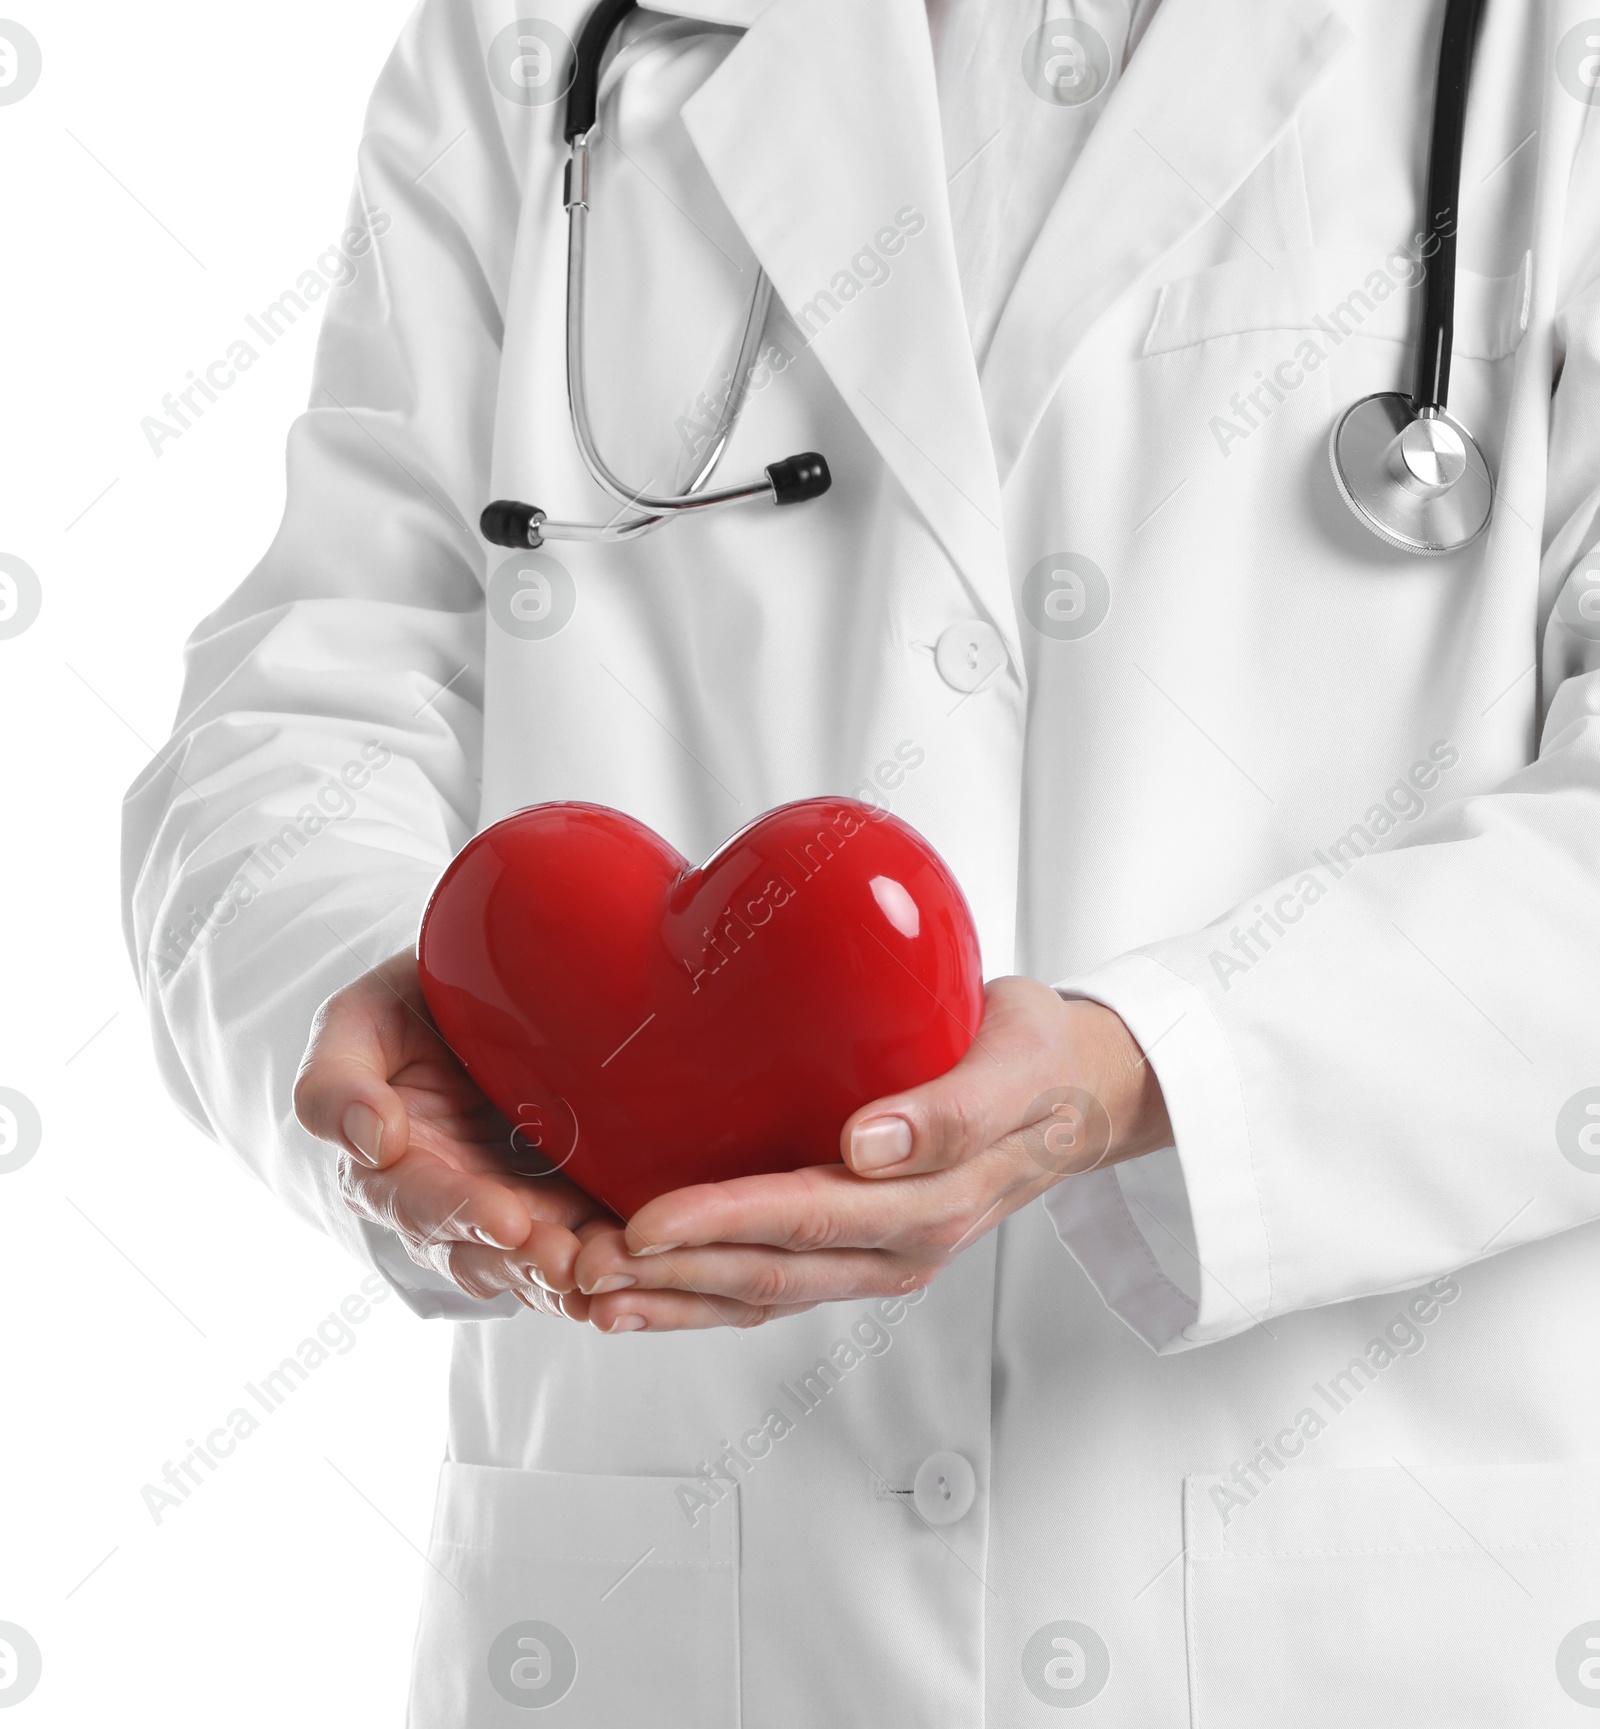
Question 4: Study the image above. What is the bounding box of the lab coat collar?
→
[681,0,1017,663]
[981,0,1353,486]
[679,0,1352,641]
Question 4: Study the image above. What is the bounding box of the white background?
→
[0,2,458,1721]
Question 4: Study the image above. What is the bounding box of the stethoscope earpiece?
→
[481,500,545,550]
[766,453,832,506]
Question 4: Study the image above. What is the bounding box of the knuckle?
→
[335,1156,387,1224]
[402,1236,437,1273]
[1007,1007,1056,1067]
[935,1092,987,1161]
[400,1220,456,1273]
[291,1064,327,1137]
[777,1214,842,1254]
[437,1242,489,1298]
[890,1259,940,1296]
[335,1154,364,1208]
[740,1260,796,1308]
[371,1190,416,1245]
[728,1301,773,1331]
[907,1203,968,1258]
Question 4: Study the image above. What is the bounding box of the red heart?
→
[416,798,983,1219]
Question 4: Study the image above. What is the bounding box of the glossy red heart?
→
[416,798,983,1219]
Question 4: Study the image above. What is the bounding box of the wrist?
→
[1056,995,1173,1169]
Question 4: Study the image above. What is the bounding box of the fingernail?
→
[580,1273,637,1295]
[608,1314,647,1332]
[629,1240,683,1258]
[849,1115,913,1171]
[472,1225,518,1250]
[342,1103,384,1166]
[518,1263,555,1293]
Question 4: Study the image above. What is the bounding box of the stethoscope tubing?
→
[563,134,778,518]
[485,0,1494,557]
[1413,0,1486,415]
[477,0,829,550]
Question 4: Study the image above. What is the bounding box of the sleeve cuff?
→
[1043,950,1274,1352]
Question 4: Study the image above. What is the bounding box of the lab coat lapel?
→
[981,0,1352,487]
[681,0,1015,655]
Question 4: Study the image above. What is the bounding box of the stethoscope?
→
[481,0,831,552]
[1329,0,1494,555]
[483,0,1493,559]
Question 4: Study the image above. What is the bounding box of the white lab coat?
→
[123,0,1600,1720]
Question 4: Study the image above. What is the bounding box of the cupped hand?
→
[570,977,1172,1333]
[294,949,617,1317]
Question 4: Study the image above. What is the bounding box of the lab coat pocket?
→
[1183,1461,1600,1728]
[1138,247,1530,467]
[407,1461,740,1728]
[1144,247,1531,363]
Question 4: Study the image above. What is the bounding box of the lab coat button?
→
[934,621,1006,693]
[912,1450,977,1525]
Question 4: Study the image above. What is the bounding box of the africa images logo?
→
[0,20,42,105]
[141,207,391,458]
[1206,226,1458,459]
[1205,740,1460,991]
[676,207,929,466]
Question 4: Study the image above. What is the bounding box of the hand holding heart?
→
[413,800,989,1219]
[294,950,610,1322]
[567,972,1171,1332]
[295,955,1171,1332]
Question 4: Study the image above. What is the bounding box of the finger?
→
[514,1210,626,1293]
[574,1234,918,1308]
[508,1217,593,1294]
[525,1212,624,1294]
[341,1149,537,1255]
[295,952,432,1171]
[394,1231,598,1307]
[568,1221,632,1291]
[413,1238,534,1302]
[585,1287,819,1334]
[624,1161,987,1257]
[512,1283,594,1322]
[840,975,1073,1177]
[399,1236,594,1317]
[409,1238,595,1313]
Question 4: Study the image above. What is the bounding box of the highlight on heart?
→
[415,797,984,1220]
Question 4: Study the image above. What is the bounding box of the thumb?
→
[294,955,421,1169]
[840,976,1072,1177]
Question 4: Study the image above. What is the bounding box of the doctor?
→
[125,0,1600,1721]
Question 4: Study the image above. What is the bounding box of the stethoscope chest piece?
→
[1329,393,1492,556]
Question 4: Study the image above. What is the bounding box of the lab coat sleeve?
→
[121,0,525,1319]
[1043,230,1600,1357]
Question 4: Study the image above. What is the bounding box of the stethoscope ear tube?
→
[478,449,831,549]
